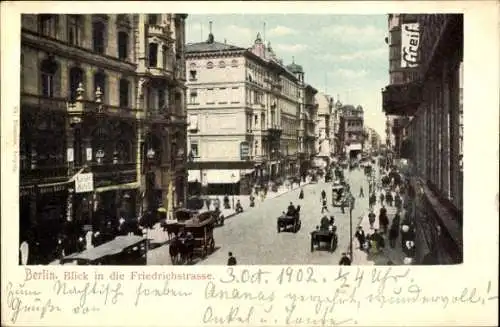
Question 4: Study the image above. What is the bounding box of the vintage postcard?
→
[1,1,498,326]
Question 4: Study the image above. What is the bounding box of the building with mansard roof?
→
[20,14,187,264]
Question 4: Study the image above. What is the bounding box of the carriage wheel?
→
[293,221,298,233]
[330,236,335,253]
[277,223,281,233]
[310,236,314,252]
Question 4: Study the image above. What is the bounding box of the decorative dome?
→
[286,56,303,73]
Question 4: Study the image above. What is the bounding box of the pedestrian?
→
[321,189,326,201]
[379,192,385,205]
[369,193,376,210]
[368,210,376,229]
[205,198,211,210]
[339,253,351,265]
[321,198,329,213]
[386,191,393,207]
[355,226,366,250]
[388,221,399,248]
[340,200,345,214]
[227,252,237,266]
[299,188,304,200]
[359,186,364,198]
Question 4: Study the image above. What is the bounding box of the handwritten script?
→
[3,267,498,326]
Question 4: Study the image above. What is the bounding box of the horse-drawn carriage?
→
[277,208,301,233]
[332,182,347,207]
[164,210,216,265]
[310,217,338,252]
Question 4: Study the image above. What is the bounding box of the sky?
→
[185,14,389,140]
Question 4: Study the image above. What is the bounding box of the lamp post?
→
[349,193,355,260]
[231,173,236,209]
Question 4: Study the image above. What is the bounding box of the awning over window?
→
[188,170,201,183]
[204,169,240,184]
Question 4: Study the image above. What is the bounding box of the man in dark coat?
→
[339,253,351,265]
[388,220,399,248]
[227,252,237,266]
[379,206,389,233]
[368,210,376,229]
[355,226,366,249]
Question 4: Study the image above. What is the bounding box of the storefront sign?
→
[240,141,250,160]
[401,23,420,68]
[75,173,94,193]
[86,148,93,161]
[67,148,74,163]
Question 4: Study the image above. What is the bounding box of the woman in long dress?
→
[299,189,304,200]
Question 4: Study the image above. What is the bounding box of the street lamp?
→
[96,149,105,165]
[231,173,236,209]
[348,193,355,260]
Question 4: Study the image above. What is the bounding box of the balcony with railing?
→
[148,24,173,40]
[89,162,138,186]
[21,93,67,112]
[382,81,422,116]
[21,164,68,185]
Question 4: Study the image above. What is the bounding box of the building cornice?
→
[22,29,136,73]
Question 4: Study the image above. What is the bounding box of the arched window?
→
[92,20,106,53]
[94,71,107,102]
[206,61,214,69]
[231,59,238,67]
[118,31,129,60]
[149,43,158,67]
[69,66,84,101]
[40,56,58,97]
[119,78,130,108]
[219,60,226,68]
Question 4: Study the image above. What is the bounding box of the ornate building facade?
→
[337,104,365,159]
[20,14,187,263]
[185,30,314,195]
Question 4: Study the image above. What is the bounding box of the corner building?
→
[20,14,188,264]
[185,31,311,195]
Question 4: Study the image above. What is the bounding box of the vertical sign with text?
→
[401,23,420,68]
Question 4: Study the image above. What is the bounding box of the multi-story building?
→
[313,92,332,168]
[185,29,309,195]
[363,127,381,155]
[297,75,318,176]
[381,14,463,264]
[337,104,364,160]
[332,99,343,157]
[20,13,187,264]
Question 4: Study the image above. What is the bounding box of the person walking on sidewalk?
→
[369,193,376,210]
[385,190,393,207]
[388,220,399,248]
[299,188,304,200]
[355,226,366,250]
[368,210,376,229]
[321,198,329,213]
[339,253,351,265]
[379,206,389,234]
[359,186,365,198]
[379,192,385,206]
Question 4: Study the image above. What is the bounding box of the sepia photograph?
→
[19,12,464,266]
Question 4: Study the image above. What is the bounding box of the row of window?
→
[36,58,132,107]
[188,87,240,105]
[38,14,131,61]
[189,59,239,70]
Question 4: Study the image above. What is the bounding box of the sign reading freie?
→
[75,173,94,193]
[401,23,420,68]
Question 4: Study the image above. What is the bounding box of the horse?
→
[169,237,181,265]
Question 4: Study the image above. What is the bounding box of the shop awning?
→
[95,182,139,193]
[204,169,240,184]
[188,170,201,182]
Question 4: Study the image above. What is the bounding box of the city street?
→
[146,168,370,265]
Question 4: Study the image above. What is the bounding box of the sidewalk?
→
[351,189,407,265]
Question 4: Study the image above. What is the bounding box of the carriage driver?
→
[287,202,296,216]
